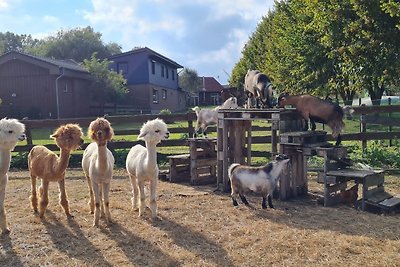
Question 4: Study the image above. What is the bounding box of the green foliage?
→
[0,32,39,54]
[231,0,400,103]
[10,152,29,169]
[178,68,201,95]
[82,53,128,103]
[159,109,172,115]
[27,26,121,62]
[350,141,400,169]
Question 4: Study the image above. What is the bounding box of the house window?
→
[63,84,68,93]
[153,88,159,103]
[117,62,128,76]
[161,65,165,77]
[151,61,155,74]
[172,70,175,80]
[166,66,169,79]
[162,89,167,99]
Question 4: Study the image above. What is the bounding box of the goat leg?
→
[335,134,342,146]
[267,195,274,209]
[239,194,249,206]
[310,119,316,131]
[262,197,267,209]
[231,196,239,207]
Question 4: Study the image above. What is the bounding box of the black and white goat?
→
[244,70,273,108]
[228,154,290,209]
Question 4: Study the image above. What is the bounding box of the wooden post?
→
[217,112,224,191]
[25,126,33,145]
[222,119,230,192]
[188,119,194,138]
[388,97,392,147]
[189,140,198,184]
[361,115,367,152]
[271,113,279,159]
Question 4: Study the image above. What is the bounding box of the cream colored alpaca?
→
[0,118,25,234]
[82,118,114,227]
[126,118,169,219]
[28,124,83,218]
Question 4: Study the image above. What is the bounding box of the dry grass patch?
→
[1,169,400,266]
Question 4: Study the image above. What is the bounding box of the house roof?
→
[107,47,183,69]
[0,51,89,73]
[199,76,224,92]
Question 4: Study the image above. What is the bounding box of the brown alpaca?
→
[28,124,84,218]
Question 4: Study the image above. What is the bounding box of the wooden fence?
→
[13,105,400,158]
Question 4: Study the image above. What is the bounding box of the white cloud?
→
[0,0,9,10]
[43,15,59,24]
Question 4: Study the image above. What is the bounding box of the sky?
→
[0,0,275,85]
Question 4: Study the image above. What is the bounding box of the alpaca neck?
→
[0,149,11,176]
[96,143,109,171]
[55,148,71,174]
[145,141,157,167]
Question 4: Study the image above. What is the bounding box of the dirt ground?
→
[1,169,400,267]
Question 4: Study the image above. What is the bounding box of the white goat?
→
[192,96,238,137]
[82,118,115,226]
[228,154,290,209]
[244,69,273,108]
[0,118,25,234]
[126,118,169,220]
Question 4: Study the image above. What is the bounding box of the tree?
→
[82,53,128,108]
[179,68,201,95]
[232,0,400,104]
[28,26,122,62]
[0,32,39,54]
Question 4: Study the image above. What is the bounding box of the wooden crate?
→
[168,154,190,183]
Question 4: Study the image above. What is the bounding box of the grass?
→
[1,169,400,266]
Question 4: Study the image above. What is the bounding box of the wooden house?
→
[0,51,92,119]
[107,47,186,114]
[194,76,224,106]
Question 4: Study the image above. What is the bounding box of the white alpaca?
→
[126,118,169,219]
[0,118,25,234]
[82,118,115,226]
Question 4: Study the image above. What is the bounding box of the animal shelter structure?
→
[215,108,400,212]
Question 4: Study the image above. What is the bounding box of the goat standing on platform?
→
[278,93,353,146]
[228,154,290,209]
[192,96,238,137]
[244,70,273,108]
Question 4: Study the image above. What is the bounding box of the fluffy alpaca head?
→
[51,123,84,151]
[88,117,114,146]
[0,118,26,150]
[138,118,169,144]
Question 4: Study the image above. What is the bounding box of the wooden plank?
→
[326,169,383,179]
[365,188,391,203]
[364,173,384,187]
[379,197,400,207]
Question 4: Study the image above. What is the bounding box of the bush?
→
[350,141,400,169]
[159,109,172,115]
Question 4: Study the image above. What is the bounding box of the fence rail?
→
[14,105,400,155]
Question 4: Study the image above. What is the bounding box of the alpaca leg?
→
[149,179,158,219]
[91,182,101,226]
[58,179,72,218]
[99,184,105,218]
[138,180,146,217]
[0,173,10,234]
[262,196,267,209]
[38,180,50,218]
[30,175,38,213]
[129,174,139,211]
[103,182,112,224]
[85,174,94,214]
[267,195,274,209]
[239,194,249,206]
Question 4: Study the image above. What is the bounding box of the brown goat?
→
[278,93,347,146]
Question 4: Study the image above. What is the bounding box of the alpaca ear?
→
[50,133,58,139]
[138,132,147,140]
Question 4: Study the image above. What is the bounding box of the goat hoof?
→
[1,228,10,235]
